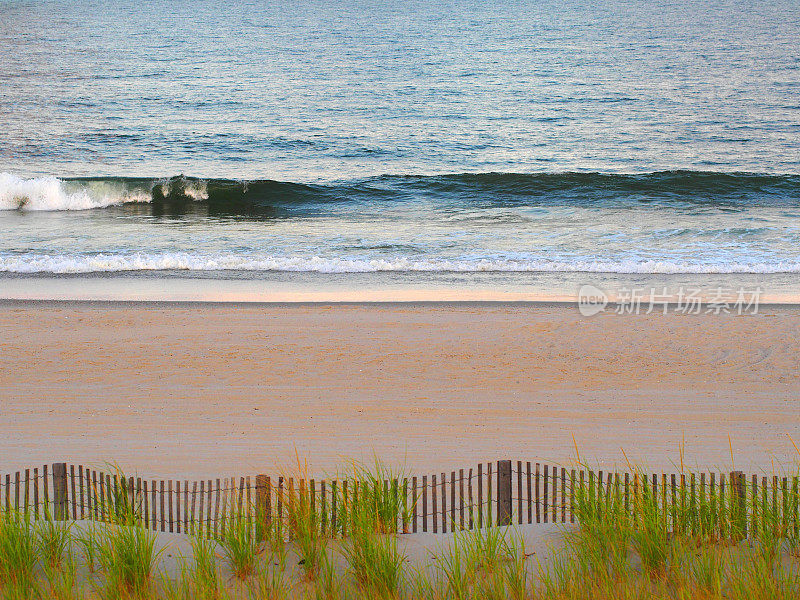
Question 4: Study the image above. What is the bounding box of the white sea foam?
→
[1,252,799,274]
[0,173,151,211]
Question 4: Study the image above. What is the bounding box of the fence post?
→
[497,460,512,526]
[53,463,68,520]
[255,474,268,540]
[731,470,746,539]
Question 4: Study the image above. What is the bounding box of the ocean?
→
[2,0,800,301]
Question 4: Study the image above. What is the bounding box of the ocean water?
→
[2,0,800,300]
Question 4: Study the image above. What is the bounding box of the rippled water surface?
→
[3,0,800,178]
[1,0,799,293]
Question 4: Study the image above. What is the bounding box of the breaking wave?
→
[0,173,205,211]
[2,252,800,274]
[1,171,799,214]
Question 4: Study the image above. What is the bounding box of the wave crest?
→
[2,170,799,213]
[2,252,800,274]
[0,173,154,211]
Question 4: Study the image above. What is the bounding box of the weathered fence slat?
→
[134,477,140,525]
[552,466,558,523]
[516,461,522,525]
[331,480,338,535]
[432,474,438,534]
[70,466,77,520]
[43,466,50,516]
[99,471,107,521]
[256,474,267,540]
[535,463,541,524]
[267,475,275,537]
[91,471,97,521]
[158,480,165,532]
[441,472,448,534]
[487,462,493,527]
[88,469,95,522]
[98,472,106,521]
[720,473,727,537]
[412,476,418,533]
[167,480,173,533]
[423,475,429,532]
[34,468,41,520]
[54,463,68,520]
[342,479,349,536]
[247,476,252,532]
[220,478,229,536]
[570,470,576,523]
[467,469,474,529]
[197,480,204,535]
[175,481,181,533]
[182,480,188,532]
[459,469,465,530]
[736,471,747,538]
[400,478,407,533]
[526,462,532,524]
[450,471,456,531]
[497,460,511,526]
[543,465,549,524]
[476,465,482,529]
[207,480,213,534]
[276,477,284,528]
[214,479,221,537]
[148,479,155,530]
[749,474,757,536]
[25,469,30,514]
[188,481,196,532]
[782,477,789,532]
[318,479,325,533]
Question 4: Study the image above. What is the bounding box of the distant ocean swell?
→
[3,253,800,275]
[2,171,800,213]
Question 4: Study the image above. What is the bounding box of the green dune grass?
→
[0,460,798,599]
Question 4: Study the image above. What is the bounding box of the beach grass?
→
[0,461,798,599]
[0,507,38,592]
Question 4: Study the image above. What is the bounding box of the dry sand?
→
[0,301,798,478]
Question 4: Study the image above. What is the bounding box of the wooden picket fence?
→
[1,461,798,540]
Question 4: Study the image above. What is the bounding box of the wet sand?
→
[0,301,798,478]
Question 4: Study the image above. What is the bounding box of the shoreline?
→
[2,278,800,304]
[3,298,800,310]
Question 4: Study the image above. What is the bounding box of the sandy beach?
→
[1,301,798,478]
